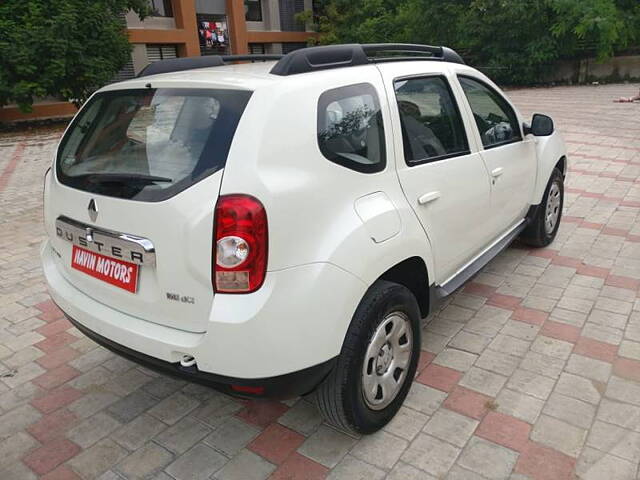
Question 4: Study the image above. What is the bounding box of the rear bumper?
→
[42,238,366,383]
[66,312,336,399]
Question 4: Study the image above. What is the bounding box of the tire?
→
[520,167,564,248]
[314,280,421,434]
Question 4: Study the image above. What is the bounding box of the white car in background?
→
[41,43,567,434]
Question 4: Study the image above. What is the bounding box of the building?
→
[0,0,316,123]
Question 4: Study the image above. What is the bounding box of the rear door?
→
[455,74,536,235]
[45,86,252,333]
[379,64,494,284]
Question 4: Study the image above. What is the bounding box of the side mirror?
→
[524,114,554,136]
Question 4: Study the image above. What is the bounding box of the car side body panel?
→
[219,65,437,289]
[531,131,568,204]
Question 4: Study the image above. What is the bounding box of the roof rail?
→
[269,43,464,76]
[136,54,284,78]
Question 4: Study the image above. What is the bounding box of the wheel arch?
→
[376,256,430,318]
[555,155,567,178]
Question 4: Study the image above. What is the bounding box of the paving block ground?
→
[0,83,639,479]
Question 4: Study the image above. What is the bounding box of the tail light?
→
[213,194,268,293]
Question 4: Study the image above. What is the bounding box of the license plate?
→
[71,245,139,293]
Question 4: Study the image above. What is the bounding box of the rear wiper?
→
[83,173,173,184]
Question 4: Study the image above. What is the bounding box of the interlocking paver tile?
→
[476,411,531,452]
[1,85,640,479]
[507,369,556,400]
[0,431,39,469]
[432,347,478,372]
[444,386,493,420]
[520,350,565,379]
[23,438,81,476]
[565,353,612,383]
[574,336,618,362]
[495,388,544,424]
[390,461,439,480]
[515,441,576,480]
[586,420,640,462]
[404,382,447,415]
[459,366,507,397]
[278,399,323,436]
[270,452,328,480]
[555,372,603,405]
[382,406,429,441]
[530,335,574,360]
[457,436,519,479]
[148,391,200,425]
[327,455,384,480]
[68,438,128,479]
[214,448,276,480]
[613,356,640,383]
[65,411,120,448]
[235,399,289,428]
[400,433,460,477]
[576,446,638,480]
[543,392,596,429]
[116,442,174,479]
[531,415,588,458]
[166,443,227,480]
[415,363,463,392]
[350,429,408,470]
[297,424,356,468]
[192,393,243,428]
[248,423,305,465]
[422,408,478,447]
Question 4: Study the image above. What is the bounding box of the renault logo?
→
[88,199,98,222]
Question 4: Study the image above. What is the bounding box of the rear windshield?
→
[56,88,252,201]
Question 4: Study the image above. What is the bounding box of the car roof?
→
[101,61,281,92]
[100,59,476,94]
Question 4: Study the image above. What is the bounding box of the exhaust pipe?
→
[180,354,197,368]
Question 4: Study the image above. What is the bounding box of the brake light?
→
[213,195,268,293]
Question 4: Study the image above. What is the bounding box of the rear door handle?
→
[491,167,504,178]
[418,191,441,205]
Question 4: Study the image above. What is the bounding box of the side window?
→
[394,76,469,165]
[458,76,522,148]
[317,83,386,174]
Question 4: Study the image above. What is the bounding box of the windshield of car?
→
[57,87,252,201]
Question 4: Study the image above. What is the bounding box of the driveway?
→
[0,84,639,479]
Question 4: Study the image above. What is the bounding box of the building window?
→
[146,44,178,62]
[245,0,263,22]
[148,0,173,17]
[249,43,266,54]
[279,0,305,31]
[197,14,230,56]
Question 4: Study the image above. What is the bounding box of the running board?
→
[433,220,527,300]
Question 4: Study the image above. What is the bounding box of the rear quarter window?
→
[57,88,252,201]
[317,83,386,174]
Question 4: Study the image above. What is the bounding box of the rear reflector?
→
[213,195,268,293]
[231,385,265,395]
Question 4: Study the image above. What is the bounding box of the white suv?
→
[41,44,567,434]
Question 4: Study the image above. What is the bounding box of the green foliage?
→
[311,0,640,84]
[0,0,150,112]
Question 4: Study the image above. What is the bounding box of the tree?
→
[310,0,640,84]
[0,0,150,112]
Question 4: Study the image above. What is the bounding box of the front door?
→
[379,66,494,285]
[456,75,537,235]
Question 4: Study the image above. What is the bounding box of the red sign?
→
[71,245,139,293]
